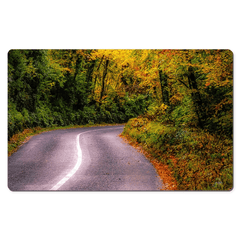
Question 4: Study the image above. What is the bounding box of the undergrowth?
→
[122,117,233,191]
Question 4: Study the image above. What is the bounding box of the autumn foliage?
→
[122,117,233,190]
[8,49,233,190]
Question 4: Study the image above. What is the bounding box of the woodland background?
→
[8,49,233,190]
[2,1,239,240]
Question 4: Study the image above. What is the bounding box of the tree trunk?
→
[86,60,96,93]
[92,56,104,95]
[73,55,82,82]
[158,70,170,107]
[188,67,205,128]
[100,59,109,101]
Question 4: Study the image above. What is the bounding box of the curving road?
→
[8,125,163,191]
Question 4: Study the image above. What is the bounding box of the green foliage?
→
[123,117,233,190]
[170,96,196,127]
[123,94,149,119]
[8,49,233,191]
[35,105,54,127]
[8,101,24,139]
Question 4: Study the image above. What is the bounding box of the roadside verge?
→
[8,123,125,157]
[119,133,177,190]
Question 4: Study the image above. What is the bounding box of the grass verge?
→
[122,117,233,191]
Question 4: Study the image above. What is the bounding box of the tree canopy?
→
[8,49,233,190]
[8,49,233,139]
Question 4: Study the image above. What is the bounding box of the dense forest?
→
[8,49,233,190]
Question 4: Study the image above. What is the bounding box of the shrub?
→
[122,117,233,190]
[35,105,53,127]
[8,102,24,139]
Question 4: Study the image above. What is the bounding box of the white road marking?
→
[50,126,124,190]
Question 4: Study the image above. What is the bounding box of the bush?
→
[8,102,24,139]
[82,105,97,124]
[170,97,196,127]
[35,105,54,127]
[53,112,64,126]
[122,117,233,190]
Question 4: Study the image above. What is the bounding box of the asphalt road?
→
[8,125,163,191]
